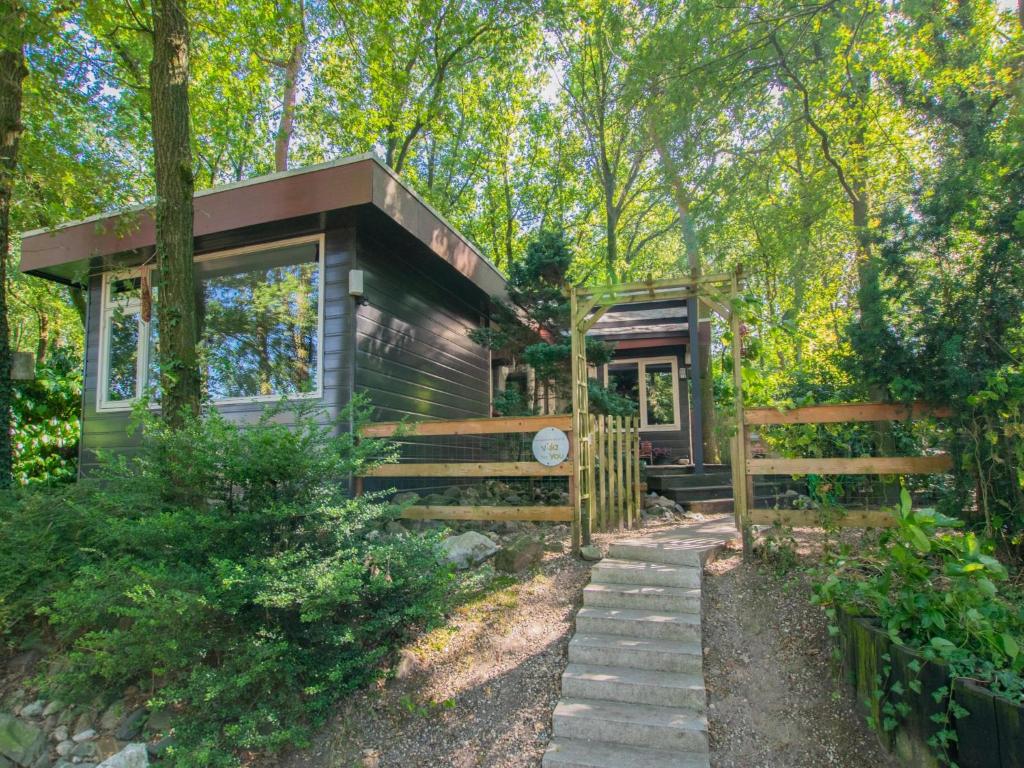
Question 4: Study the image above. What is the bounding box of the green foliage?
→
[11,348,81,485]
[815,489,1024,703]
[0,396,452,765]
[470,228,621,411]
[586,378,637,417]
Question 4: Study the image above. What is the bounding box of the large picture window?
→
[605,356,681,431]
[97,235,324,411]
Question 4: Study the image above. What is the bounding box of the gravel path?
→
[703,531,897,768]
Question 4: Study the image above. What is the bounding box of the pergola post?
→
[686,295,705,473]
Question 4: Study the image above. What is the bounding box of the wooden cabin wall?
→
[78,214,356,474]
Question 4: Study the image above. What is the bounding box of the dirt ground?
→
[265,534,600,768]
[703,530,897,768]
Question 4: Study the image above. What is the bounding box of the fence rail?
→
[735,400,953,548]
[356,414,577,529]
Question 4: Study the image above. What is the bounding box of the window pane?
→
[199,244,320,400]
[106,309,139,402]
[608,363,640,403]
[146,315,160,397]
[645,363,675,425]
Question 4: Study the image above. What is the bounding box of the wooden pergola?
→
[569,268,747,549]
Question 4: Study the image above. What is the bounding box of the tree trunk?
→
[0,13,27,487]
[273,1,305,173]
[604,195,618,283]
[151,0,201,427]
[35,311,48,365]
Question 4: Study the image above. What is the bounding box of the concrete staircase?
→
[543,519,736,768]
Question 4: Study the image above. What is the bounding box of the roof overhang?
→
[19,154,507,298]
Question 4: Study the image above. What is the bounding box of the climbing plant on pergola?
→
[568,268,747,551]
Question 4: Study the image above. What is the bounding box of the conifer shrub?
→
[0,397,452,765]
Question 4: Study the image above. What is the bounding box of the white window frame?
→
[97,233,326,412]
[97,266,158,412]
[604,356,681,432]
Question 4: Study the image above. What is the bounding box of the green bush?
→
[12,348,82,485]
[814,489,1024,703]
[0,396,453,765]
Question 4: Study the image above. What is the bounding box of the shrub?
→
[814,489,1024,702]
[0,396,453,765]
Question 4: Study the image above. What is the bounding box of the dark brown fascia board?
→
[19,154,507,299]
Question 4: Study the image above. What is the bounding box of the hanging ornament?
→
[140,273,152,324]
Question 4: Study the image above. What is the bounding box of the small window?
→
[98,267,159,410]
[605,357,681,431]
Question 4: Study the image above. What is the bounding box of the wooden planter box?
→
[835,606,1024,767]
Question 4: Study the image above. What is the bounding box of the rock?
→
[70,741,97,759]
[504,494,523,505]
[391,491,420,505]
[494,536,544,573]
[422,493,448,506]
[143,711,171,737]
[579,545,603,562]
[97,703,124,733]
[40,703,62,721]
[484,532,501,543]
[70,715,92,738]
[51,727,68,744]
[544,540,565,554]
[30,754,49,768]
[19,702,45,720]
[71,730,95,743]
[96,744,147,768]
[55,742,73,758]
[438,531,498,570]
[145,736,174,759]
[384,521,407,537]
[0,714,46,767]
[443,485,463,500]
[112,710,145,742]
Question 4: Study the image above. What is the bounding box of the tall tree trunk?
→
[35,311,47,365]
[604,194,618,283]
[0,9,27,487]
[273,0,305,173]
[151,0,201,427]
[651,129,719,463]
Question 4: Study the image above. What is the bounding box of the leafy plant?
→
[0,395,453,765]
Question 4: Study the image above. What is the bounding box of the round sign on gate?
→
[532,427,570,467]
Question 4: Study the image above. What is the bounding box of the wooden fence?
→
[732,401,953,552]
[358,414,575,524]
[590,415,642,532]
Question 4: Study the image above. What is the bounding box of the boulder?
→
[71,730,95,743]
[18,702,44,720]
[384,521,408,537]
[579,545,603,562]
[422,493,448,506]
[96,744,148,768]
[391,492,420,505]
[0,714,45,767]
[439,532,498,570]
[544,540,565,554]
[494,537,544,573]
[113,709,146,742]
[98,702,124,732]
[443,485,463,500]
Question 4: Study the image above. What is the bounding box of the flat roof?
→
[20,153,507,297]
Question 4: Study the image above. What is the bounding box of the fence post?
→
[632,417,642,523]
[730,270,753,557]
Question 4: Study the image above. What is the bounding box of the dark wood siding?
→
[354,216,492,494]
[79,216,356,473]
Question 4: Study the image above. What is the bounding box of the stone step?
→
[575,607,701,642]
[568,633,703,674]
[552,698,708,753]
[542,738,710,768]
[561,664,706,709]
[583,583,701,613]
[590,558,702,588]
[685,498,735,515]
[609,539,716,567]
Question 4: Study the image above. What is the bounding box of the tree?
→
[0,0,28,487]
[150,0,201,425]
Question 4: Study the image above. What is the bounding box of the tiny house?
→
[20,155,505,474]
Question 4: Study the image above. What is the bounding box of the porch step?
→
[574,607,701,642]
[568,633,703,674]
[543,738,709,768]
[590,558,702,588]
[552,698,708,752]
[561,664,705,709]
[583,583,701,613]
[686,498,735,515]
[609,539,717,568]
